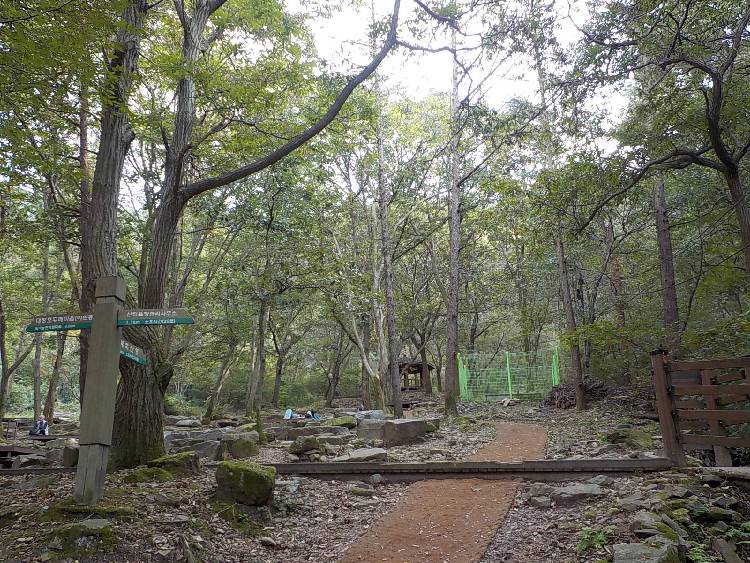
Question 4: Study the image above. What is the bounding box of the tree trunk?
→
[724,169,750,285]
[419,342,432,394]
[376,85,403,417]
[555,235,586,410]
[605,217,630,383]
[444,27,461,416]
[79,0,148,405]
[654,176,681,355]
[32,219,51,420]
[246,300,269,416]
[111,360,165,468]
[271,354,284,407]
[43,333,66,421]
[360,313,373,408]
[202,342,237,424]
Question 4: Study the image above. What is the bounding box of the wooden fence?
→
[651,350,750,467]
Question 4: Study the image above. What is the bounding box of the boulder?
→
[628,511,662,533]
[604,428,653,450]
[147,451,200,475]
[11,454,47,469]
[323,416,357,429]
[215,461,276,506]
[175,419,201,428]
[289,436,321,455]
[612,542,680,563]
[122,467,174,483]
[175,440,221,460]
[227,430,260,444]
[335,447,387,462]
[528,496,552,508]
[587,474,614,487]
[227,436,260,459]
[214,419,239,428]
[62,444,79,467]
[317,434,351,446]
[549,483,607,506]
[382,419,427,446]
[357,419,386,441]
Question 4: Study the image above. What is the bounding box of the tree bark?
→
[555,235,586,409]
[605,217,630,382]
[724,169,750,284]
[80,0,147,405]
[246,300,269,416]
[271,354,285,407]
[444,27,461,416]
[110,360,166,468]
[654,176,681,355]
[202,341,237,424]
[419,341,432,394]
[43,333,66,421]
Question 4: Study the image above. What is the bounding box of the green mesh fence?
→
[458,348,561,402]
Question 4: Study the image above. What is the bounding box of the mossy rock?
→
[602,428,653,449]
[146,451,200,476]
[122,467,174,484]
[323,416,357,429]
[425,422,438,433]
[215,461,276,506]
[40,500,136,524]
[213,501,263,537]
[228,437,260,459]
[289,436,321,455]
[669,508,691,525]
[49,518,116,557]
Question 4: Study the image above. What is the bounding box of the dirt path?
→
[338,422,546,563]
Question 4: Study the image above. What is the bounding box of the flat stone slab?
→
[549,483,608,506]
[382,418,427,446]
[357,419,385,441]
[334,448,387,462]
[612,542,678,563]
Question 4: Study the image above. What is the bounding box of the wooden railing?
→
[650,350,750,467]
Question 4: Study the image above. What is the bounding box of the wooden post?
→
[74,276,125,505]
[701,370,733,467]
[650,350,687,467]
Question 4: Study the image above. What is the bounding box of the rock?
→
[222,436,259,459]
[712,496,738,510]
[700,506,738,523]
[699,474,723,487]
[337,409,386,421]
[11,454,47,469]
[176,440,221,460]
[711,538,743,563]
[175,419,201,428]
[382,419,427,446]
[62,444,79,467]
[549,483,607,506]
[259,536,276,548]
[214,419,239,428]
[316,434,350,446]
[289,436,321,455]
[147,451,200,475]
[587,474,614,487]
[10,476,57,490]
[46,437,74,448]
[612,542,680,563]
[215,461,276,506]
[528,496,552,508]
[323,416,357,429]
[633,529,661,539]
[604,428,654,450]
[710,521,730,533]
[629,511,662,532]
[357,419,386,441]
[335,448,387,462]
[619,493,652,513]
[54,518,113,551]
[661,485,692,499]
[349,486,375,497]
[370,473,385,486]
[122,467,174,483]
[525,483,553,498]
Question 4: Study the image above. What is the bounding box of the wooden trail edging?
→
[0,457,671,477]
[651,350,750,468]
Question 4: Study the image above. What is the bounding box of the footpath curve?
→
[338,421,547,563]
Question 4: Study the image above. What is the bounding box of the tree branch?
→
[180,0,401,201]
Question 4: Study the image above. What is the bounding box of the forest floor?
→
[1,393,749,562]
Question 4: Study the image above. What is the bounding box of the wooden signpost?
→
[24,276,193,505]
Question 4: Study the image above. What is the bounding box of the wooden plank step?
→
[681,434,750,448]
[670,359,750,371]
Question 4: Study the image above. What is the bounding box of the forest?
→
[3,0,750,457]
[1,1,750,560]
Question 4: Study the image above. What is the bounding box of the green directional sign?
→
[117,308,194,327]
[26,314,93,333]
[120,340,146,365]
